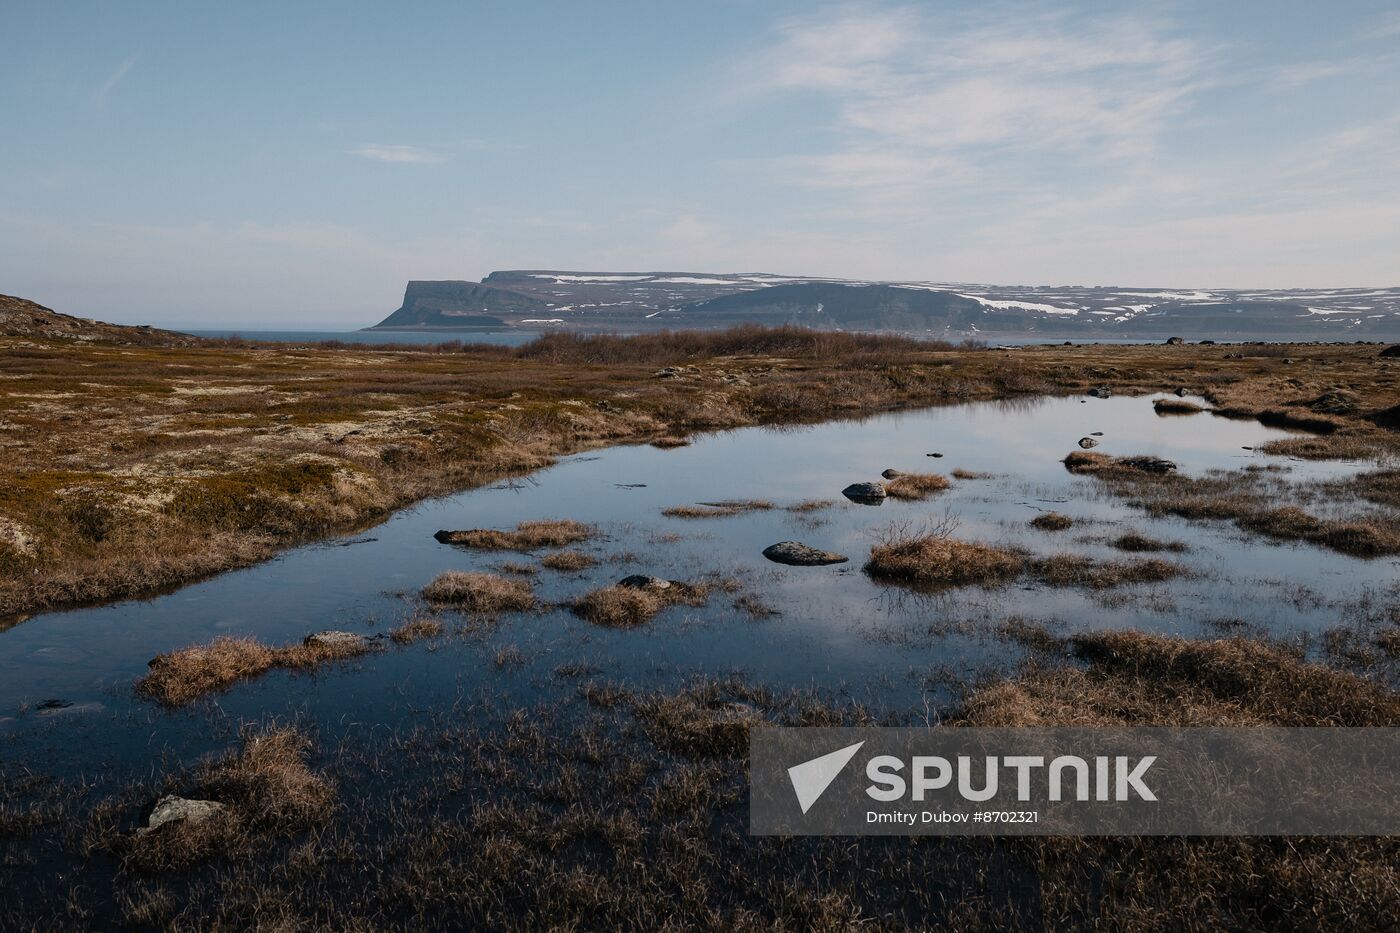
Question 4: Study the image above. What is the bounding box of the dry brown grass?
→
[434,519,594,550]
[1029,511,1073,531]
[389,616,444,644]
[420,571,536,612]
[1111,532,1187,553]
[649,435,690,449]
[951,468,991,479]
[114,725,333,873]
[662,499,773,518]
[957,629,1400,727]
[1030,555,1184,589]
[5,331,1398,620]
[570,580,708,628]
[883,472,951,500]
[136,634,373,706]
[784,498,834,512]
[865,530,1023,590]
[539,549,596,571]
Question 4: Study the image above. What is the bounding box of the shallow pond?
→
[2,392,1392,777]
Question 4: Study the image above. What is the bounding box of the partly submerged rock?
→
[304,630,370,652]
[1077,437,1099,449]
[880,469,905,479]
[1087,386,1112,399]
[617,574,672,590]
[762,541,849,566]
[1119,456,1178,474]
[139,796,227,835]
[926,452,944,458]
[841,482,887,504]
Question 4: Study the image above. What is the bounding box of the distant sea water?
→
[181,329,543,347]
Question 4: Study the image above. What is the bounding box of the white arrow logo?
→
[787,741,865,814]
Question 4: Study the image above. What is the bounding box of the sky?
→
[2,0,1398,328]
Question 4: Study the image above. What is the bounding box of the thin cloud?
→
[350,143,447,164]
[92,54,138,108]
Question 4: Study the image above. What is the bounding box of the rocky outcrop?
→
[367,282,516,329]
[0,295,195,345]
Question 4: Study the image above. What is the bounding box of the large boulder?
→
[139,796,226,835]
[1164,336,1184,346]
[762,542,849,566]
[842,482,887,504]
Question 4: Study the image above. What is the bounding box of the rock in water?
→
[139,796,226,835]
[304,631,369,652]
[762,542,849,566]
[881,469,905,479]
[1087,386,1112,399]
[1077,437,1099,449]
[1119,456,1177,474]
[617,574,671,590]
[841,482,887,504]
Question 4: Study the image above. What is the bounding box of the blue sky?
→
[2,1,1398,327]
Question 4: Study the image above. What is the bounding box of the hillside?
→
[365,272,1400,340]
[0,295,196,345]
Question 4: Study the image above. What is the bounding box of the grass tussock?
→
[539,549,596,571]
[1111,532,1187,553]
[136,634,372,706]
[951,468,991,479]
[957,630,1400,727]
[883,473,951,500]
[1153,397,1204,415]
[420,571,536,612]
[784,498,833,512]
[1029,511,1073,531]
[570,580,708,628]
[865,529,1023,590]
[1030,555,1184,589]
[662,499,773,519]
[434,519,594,550]
[389,616,443,645]
[116,726,332,872]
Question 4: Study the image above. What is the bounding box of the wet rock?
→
[1087,386,1112,399]
[880,469,905,479]
[1119,456,1177,474]
[1164,336,1184,346]
[139,796,226,835]
[1077,437,1099,449]
[841,482,887,504]
[304,631,369,652]
[618,574,671,590]
[762,541,849,566]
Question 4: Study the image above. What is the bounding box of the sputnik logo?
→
[787,741,865,814]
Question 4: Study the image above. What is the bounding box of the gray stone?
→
[762,541,849,566]
[618,574,671,590]
[139,796,226,835]
[1164,336,1184,346]
[880,469,905,479]
[304,630,369,652]
[841,482,887,503]
[1087,386,1112,399]
[1077,437,1099,449]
